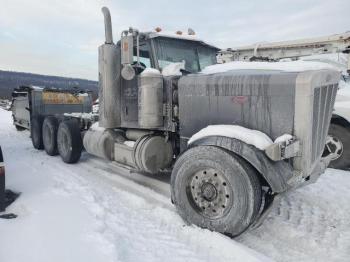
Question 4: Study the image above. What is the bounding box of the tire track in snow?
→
[239,170,350,262]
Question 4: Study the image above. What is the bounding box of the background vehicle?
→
[28,7,340,237]
[218,32,350,169]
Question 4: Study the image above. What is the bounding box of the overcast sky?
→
[0,0,348,80]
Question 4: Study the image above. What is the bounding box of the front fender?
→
[189,136,294,193]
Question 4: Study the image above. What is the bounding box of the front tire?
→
[57,119,82,164]
[325,123,350,169]
[171,146,262,237]
[42,116,59,156]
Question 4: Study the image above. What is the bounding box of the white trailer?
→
[218,32,350,72]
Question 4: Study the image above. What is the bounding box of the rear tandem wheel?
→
[42,116,59,156]
[57,119,83,164]
[31,116,44,150]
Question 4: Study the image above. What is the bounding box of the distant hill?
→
[0,70,98,99]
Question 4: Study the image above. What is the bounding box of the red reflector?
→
[231,96,248,104]
[0,167,4,176]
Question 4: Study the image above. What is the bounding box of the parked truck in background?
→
[218,32,350,169]
[27,7,340,236]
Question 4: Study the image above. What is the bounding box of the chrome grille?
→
[311,84,338,162]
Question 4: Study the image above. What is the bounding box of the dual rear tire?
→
[57,119,83,163]
[31,116,82,163]
[31,116,44,150]
[42,116,59,156]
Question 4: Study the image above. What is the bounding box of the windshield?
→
[153,37,217,73]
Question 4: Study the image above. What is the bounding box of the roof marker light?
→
[188,28,195,35]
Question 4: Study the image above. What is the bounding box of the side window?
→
[133,42,152,68]
[197,46,217,70]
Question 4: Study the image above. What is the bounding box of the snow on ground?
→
[0,109,269,262]
[0,108,350,262]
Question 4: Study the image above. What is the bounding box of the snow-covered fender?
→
[189,136,294,193]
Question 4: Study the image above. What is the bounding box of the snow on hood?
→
[162,61,185,76]
[201,60,340,75]
[141,68,161,76]
[188,125,273,150]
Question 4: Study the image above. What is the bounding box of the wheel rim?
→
[188,168,232,219]
[325,135,343,160]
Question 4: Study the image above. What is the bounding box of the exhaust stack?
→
[98,7,121,128]
[101,7,113,44]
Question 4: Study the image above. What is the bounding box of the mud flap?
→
[250,193,282,230]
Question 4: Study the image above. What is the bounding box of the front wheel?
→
[324,123,350,170]
[171,146,262,237]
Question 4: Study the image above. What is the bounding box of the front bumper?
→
[286,154,332,189]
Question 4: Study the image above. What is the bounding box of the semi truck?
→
[218,32,350,169]
[29,7,340,236]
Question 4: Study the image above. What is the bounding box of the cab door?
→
[120,40,155,127]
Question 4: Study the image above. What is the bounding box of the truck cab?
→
[130,32,218,73]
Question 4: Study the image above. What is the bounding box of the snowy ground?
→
[0,108,349,262]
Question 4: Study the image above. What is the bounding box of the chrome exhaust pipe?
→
[101,7,113,44]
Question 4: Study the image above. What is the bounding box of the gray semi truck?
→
[31,7,340,236]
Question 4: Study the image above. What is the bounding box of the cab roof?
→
[140,31,220,51]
